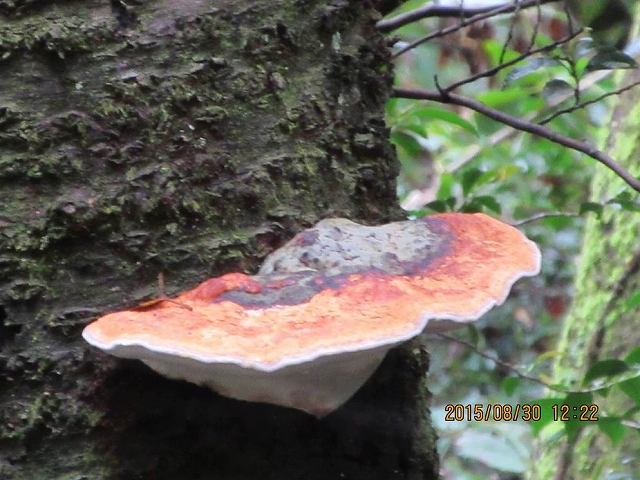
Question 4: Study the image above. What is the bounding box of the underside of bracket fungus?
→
[83,213,540,417]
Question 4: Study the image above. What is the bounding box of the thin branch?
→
[435,332,566,392]
[385,1,563,58]
[437,331,640,397]
[393,86,640,193]
[391,4,513,58]
[511,212,582,226]
[527,1,543,53]
[444,29,582,93]
[446,69,616,172]
[376,0,560,34]
[541,78,640,124]
[499,0,522,65]
[563,0,575,38]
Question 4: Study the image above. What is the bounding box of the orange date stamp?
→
[444,403,541,422]
[444,403,600,422]
[552,404,599,421]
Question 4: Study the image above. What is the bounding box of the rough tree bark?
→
[0,1,439,479]
[532,22,640,480]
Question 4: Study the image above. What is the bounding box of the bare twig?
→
[527,1,543,53]
[444,29,582,93]
[499,0,523,65]
[511,212,582,226]
[541,78,640,124]
[435,332,566,392]
[393,86,640,193]
[391,4,512,58]
[376,0,560,34]
[446,71,613,172]
[444,36,640,172]
[436,331,640,397]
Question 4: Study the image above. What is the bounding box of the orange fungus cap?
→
[83,213,541,416]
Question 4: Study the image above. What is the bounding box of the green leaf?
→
[624,346,640,363]
[562,392,593,441]
[582,363,640,394]
[460,166,522,198]
[596,417,626,444]
[625,292,640,311]
[504,57,562,86]
[619,378,640,407]
[586,51,637,71]
[617,201,640,212]
[579,201,604,216]
[539,215,576,229]
[619,347,640,406]
[574,57,591,78]
[404,106,478,135]
[574,37,596,58]
[462,168,484,196]
[584,359,628,384]
[609,191,634,203]
[462,195,502,214]
[385,97,401,119]
[542,79,574,103]
[425,197,456,213]
[436,172,455,200]
[622,404,640,420]
[605,192,640,211]
[488,164,522,182]
[484,38,520,66]
[529,397,564,436]
[390,130,425,157]
[502,376,521,396]
[480,195,502,214]
[477,88,531,107]
[459,200,483,213]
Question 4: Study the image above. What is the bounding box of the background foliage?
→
[382,1,640,477]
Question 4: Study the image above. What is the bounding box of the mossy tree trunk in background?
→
[532,31,640,480]
[0,1,439,478]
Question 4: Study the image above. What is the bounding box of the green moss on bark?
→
[531,67,640,480]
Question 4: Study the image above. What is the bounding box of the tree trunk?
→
[0,1,439,478]
[531,21,640,480]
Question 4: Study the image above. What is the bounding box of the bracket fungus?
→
[83,213,541,417]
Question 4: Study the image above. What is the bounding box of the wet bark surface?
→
[0,1,438,478]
